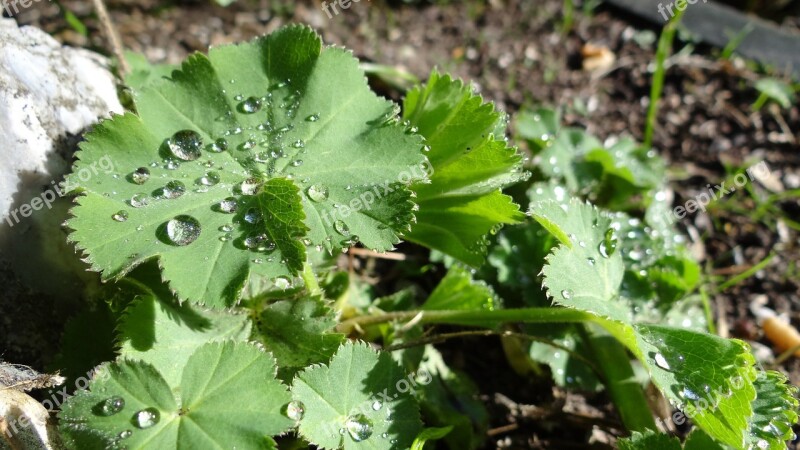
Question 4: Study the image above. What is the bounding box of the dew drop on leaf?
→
[167,130,203,161]
[112,211,129,222]
[598,229,618,258]
[587,257,596,266]
[198,171,220,186]
[218,197,238,214]
[219,224,234,232]
[240,178,261,195]
[653,353,671,371]
[371,401,382,411]
[244,208,262,224]
[560,289,573,300]
[164,160,181,170]
[283,400,305,421]
[240,96,262,114]
[130,167,150,185]
[162,180,186,199]
[345,414,373,442]
[291,159,303,167]
[292,140,305,148]
[166,215,201,246]
[133,408,160,429]
[334,220,350,236]
[208,138,228,153]
[117,430,132,440]
[99,396,125,416]
[130,194,149,208]
[244,232,267,249]
[306,184,329,202]
[274,277,291,290]
[306,113,319,122]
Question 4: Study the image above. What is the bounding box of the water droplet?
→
[244,208,262,224]
[291,159,303,167]
[240,178,261,195]
[244,232,267,249]
[204,139,224,155]
[218,197,238,213]
[253,258,263,264]
[283,401,305,421]
[587,257,596,266]
[164,160,181,170]
[560,289,574,299]
[130,193,149,208]
[198,171,220,186]
[162,180,186,199]
[219,234,232,242]
[306,185,329,202]
[100,396,125,416]
[274,277,291,290]
[117,430,132,440]
[166,215,201,246]
[133,408,159,429]
[371,401,382,411]
[334,220,350,236]
[598,228,618,258]
[292,140,305,148]
[167,130,203,161]
[219,224,234,232]
[306,113,319,122]
[653,353,671,370]
[240,96,262,114]
[130,167,150,184]
[112,211,128,222]
[345,414,373,442]
[240,139,257,151]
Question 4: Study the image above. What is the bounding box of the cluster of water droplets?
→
[90,395,161,446]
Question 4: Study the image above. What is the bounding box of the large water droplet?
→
[244,208,262,224]
[112,211,129,222]
[306,185,329,202]
[244,232,267,249]
[198,171,220,186]
[208,138,228,153]
[130,167,150,185]
[283,401,305,421]
[218,197,238,214]
[240,96,262,114]
[130,193,149,208]
[99,396,125,416]
[653,353,671,370]
[345,414,373,442]
[240,178,261,195]
[161,180,186,199]
[167,130,203,161]
[166,215,201,246]
[598,229,618,258]
[133,408,160,429]
[334,220,350,236]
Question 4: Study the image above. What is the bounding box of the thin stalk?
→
[301,261,322,297]
[643,7,686,149]
[583,325,657,432]
[718,252,776,291]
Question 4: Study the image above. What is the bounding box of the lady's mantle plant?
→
[57,24,797,450]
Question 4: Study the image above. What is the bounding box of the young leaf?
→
[66,25,426,307]
[291,340,422,450]
[410,426,453,450]
[117,295,252,386]
[60,342,292,449]
[746,370,799,449]
[532,199,630,322]
[257,296,345,381]
[422,266,498,311]
[633,324,758,449]
[403,71,527,266]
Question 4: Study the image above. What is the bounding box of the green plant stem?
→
[643,8,685,149]
[582,325,657,432]
[301,261,322,297]
[718,251,776,291]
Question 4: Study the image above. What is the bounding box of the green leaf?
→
[66,25,426,307]
[527,325,602,391]
[60,342,292,449]
[291,340,422,450]
[532,199,630,322]
[754,78,796,109]
[514,107,560,151]
[257,296,345,381]
[411,426,453,450]
[117,295,252,387]
[633,324,757,449]
[746,370,799,449]
[422,266,497,311]
[618,429,726,450]
[403,71,527,266]
[124,51,179,92]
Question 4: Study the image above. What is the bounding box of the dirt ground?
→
[6,0,800,448]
